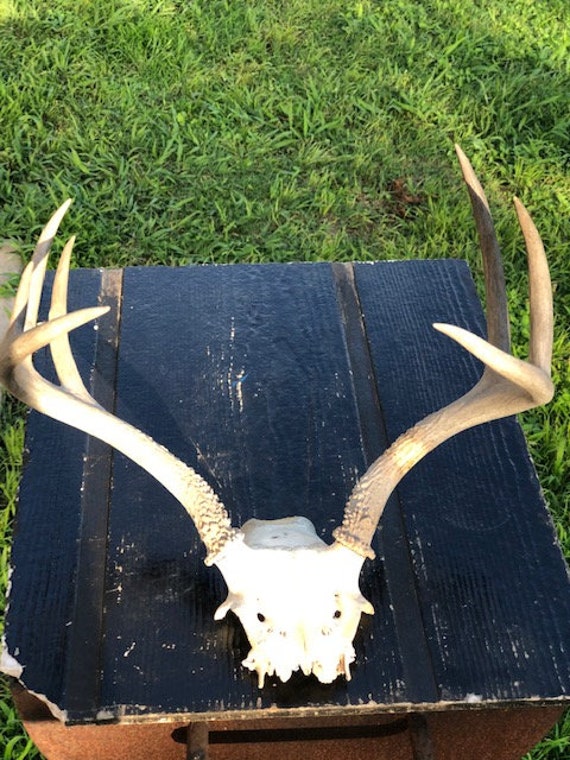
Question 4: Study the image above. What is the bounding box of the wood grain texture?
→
[5,260,569,725]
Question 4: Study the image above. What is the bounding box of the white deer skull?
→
[214,518,373,686]
[0,146,554,687]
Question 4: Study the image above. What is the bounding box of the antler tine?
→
[25,199,73,332]
[7,260,34,334]
[454,144,510,353]
[0,205,238,565]
[6,200,70,338]
[3,306,109,376]
[1,261,108,387]
[514,197,553,372]
[48,235,94,403]
[1,200,109,399]
[333,148,554,561]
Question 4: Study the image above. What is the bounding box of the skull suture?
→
[214,517,374,686]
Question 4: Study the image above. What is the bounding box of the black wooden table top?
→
[3,260,570,724]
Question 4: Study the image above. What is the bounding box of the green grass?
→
[0,0,569,757]
[0,403,29,758]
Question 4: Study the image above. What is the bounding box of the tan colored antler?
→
[333,145,554,559]
[0,201,237,564]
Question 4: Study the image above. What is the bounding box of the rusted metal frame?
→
[186,722,209,760]
[408,713,437,760]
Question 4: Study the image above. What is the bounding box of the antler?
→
[333,145,554,560]
[0,201,237,564]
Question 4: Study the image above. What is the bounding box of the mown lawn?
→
[1,0,569,757]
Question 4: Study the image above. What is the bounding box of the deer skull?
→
[214,518,373,686]
[0,146,554,687]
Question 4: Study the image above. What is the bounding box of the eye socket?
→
[257,613,266,623]
[333,610,342,619]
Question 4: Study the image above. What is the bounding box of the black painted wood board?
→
[354,262,570,703]
[5,270,106,720]
[4,261,569,725]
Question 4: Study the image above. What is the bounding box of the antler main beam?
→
[333,145,554,560]
[0,203,237,564]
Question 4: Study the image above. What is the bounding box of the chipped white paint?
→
[96,709,116,721]
[2,636,69,721]
[1,638,68,721]
[0,641,23,679]
[233,368,248,413]
[28,689,68,722]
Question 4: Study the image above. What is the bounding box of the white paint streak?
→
[234,369,247,413]
[123,642,136,658]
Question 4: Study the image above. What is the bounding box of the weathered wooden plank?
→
[354,259,570,703]
[61,270,123,721]
[331,263,438,705]
[4,270,104,719]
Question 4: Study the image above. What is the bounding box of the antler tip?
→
[454,143,474,175]
[454,143,466,160]
[512,196,533,226]
[39,198,73,239]
[49,198,74,226]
